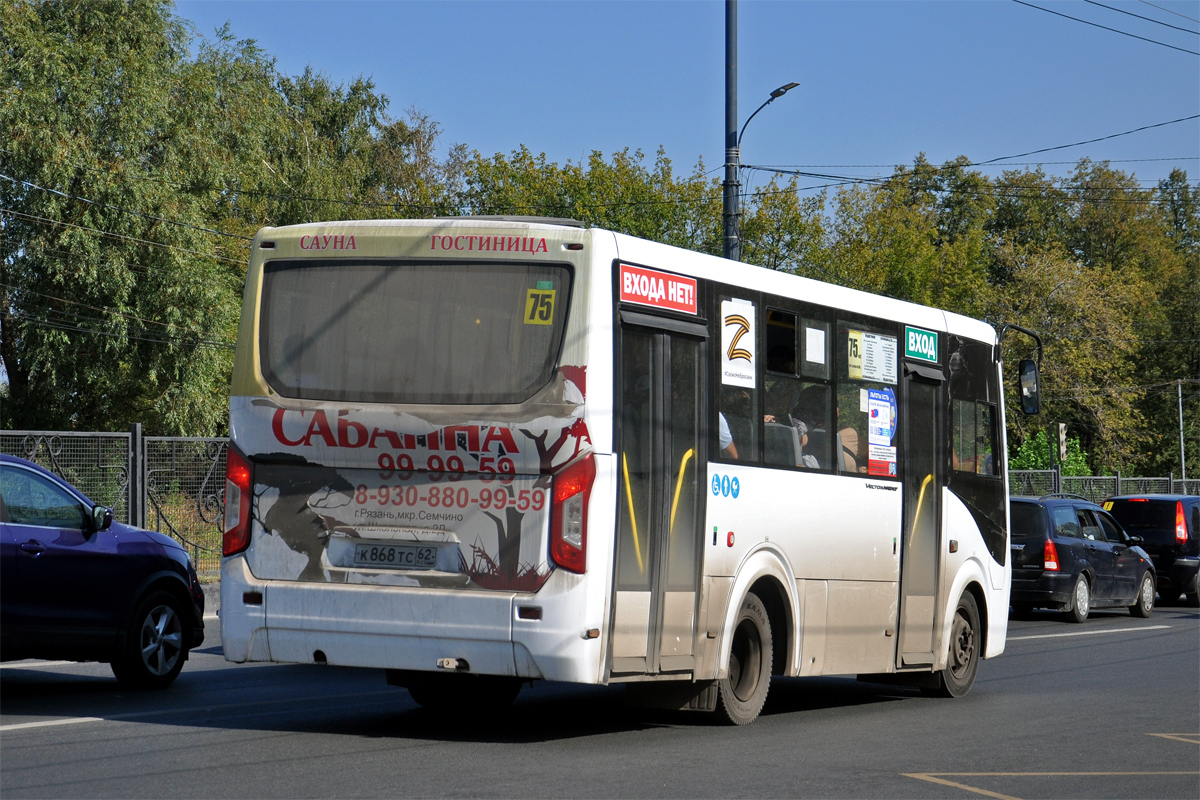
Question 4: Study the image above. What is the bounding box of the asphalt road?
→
[2,604,1197,799]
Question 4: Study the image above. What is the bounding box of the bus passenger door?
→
[898,367,943,667]
[611,318,706,676]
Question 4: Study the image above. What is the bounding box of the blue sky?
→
[177,1,1198,196]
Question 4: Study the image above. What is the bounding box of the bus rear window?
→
[260,259,572,404]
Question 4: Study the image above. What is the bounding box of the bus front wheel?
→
[714,592,772,725]
[926,591,981,698]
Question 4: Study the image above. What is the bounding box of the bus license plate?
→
[352,542,437,570]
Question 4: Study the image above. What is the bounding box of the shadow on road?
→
[1,661,916,743]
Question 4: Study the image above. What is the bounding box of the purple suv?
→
[1,455,205,688]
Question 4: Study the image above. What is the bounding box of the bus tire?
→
[406,673,521,712]
[926,591,981,698]
[714,592,772,726]
[111,591,188,690]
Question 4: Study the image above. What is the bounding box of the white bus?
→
[221,217,1041,724]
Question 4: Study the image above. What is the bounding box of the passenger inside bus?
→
[763,378,825,469]
[718,412,738,459]
[718,386,755,460]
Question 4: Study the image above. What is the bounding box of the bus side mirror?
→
[1018,359,1041,415]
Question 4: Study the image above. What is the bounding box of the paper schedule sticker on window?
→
[805,327,826,365]
[525,289,555,325]
[847,330,898,384]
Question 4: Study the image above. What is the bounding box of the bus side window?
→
[719,385,757,461]
[835,321,900,478]
[952,400,998,475]
[763,377,833,470]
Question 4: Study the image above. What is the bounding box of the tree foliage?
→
[2,0,1195,479]
[1008,430,1092,476]
[1,0,448,433]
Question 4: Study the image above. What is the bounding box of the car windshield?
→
[260,259,573,405]
[1009,502,1046,538]
[1107,499,1175,530]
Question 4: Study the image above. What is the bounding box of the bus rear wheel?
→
[714,592,772,725]
[926,591,980,698]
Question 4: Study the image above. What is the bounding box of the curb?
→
[201,581,221,614]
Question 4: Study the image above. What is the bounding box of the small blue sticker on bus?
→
[712,474,741,498]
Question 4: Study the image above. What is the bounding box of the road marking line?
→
[0,660,77,670]
[902,773,1020,800]
[904,771,1198,800]
[1008,624,1170,641]
[0,688,396,733]
[1148,733,1200,744]
[0,716,105,731]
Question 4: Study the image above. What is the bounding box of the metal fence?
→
[1008,470,1200,503]
[1,431,132,522]
[2,427,226,575]
[4,427,1198,577]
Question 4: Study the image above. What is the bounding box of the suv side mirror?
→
[1018,359,1041,415]
[91,505,113,532]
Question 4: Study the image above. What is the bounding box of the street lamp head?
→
[770,82,800,99]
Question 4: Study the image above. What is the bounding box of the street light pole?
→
[722,1,798,261]
[723,0,739,261]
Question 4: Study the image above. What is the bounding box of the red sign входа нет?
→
[619,264,697,315]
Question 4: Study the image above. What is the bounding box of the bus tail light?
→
[1043,539,1060,572]
[1176,501,1187,542]
[223,446,253,556]
[549,454,596,574]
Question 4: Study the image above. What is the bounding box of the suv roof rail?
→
[1040,493,1092,502]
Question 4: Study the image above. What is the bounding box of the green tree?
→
[459,146,722,253]
[1,1,450,434]
[1009,430,1092,476]
[1,0,243,434]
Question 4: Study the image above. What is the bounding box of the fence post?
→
[1055,466,1061,494]
[129,423,145,528]
[1115,470,1121,496]
[1169,471,1174,494]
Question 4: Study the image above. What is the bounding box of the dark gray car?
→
[1010,494,1156,622]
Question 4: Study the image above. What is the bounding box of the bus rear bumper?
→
[220,555,601,683]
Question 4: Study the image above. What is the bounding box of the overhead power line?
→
[976,114,1200,165]
[755,157,1197,169]
[1083,0,1200,35]
[0,281,231,338]
[739,166,1194,204]
[1045,379,1200,401]
[1010,0,1200,56]
[1138,0,1200,25]
[0,174,253,241]
[12,313,236,351]
[0,208,244,265]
